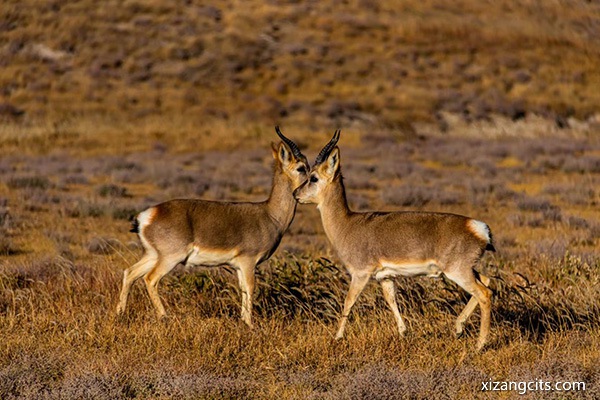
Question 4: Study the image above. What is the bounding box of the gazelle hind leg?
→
[445,269,492,351]
[379,279,407,337]
[117,253,157,315]
[143,255,183,318]
[455,273,491,338]
[336,272,370,340]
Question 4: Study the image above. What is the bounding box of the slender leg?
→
[335,272,371,340]
[379,279,407,337]
[446,269,492,351]
[116,253,157,315]
[235,260,256,328]
[455,273,491,338]
[143,255,182,318]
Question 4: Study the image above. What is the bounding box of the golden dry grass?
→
[2,123,600,398]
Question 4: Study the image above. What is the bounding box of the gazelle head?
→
[294,129,341,205]
[273,126,310,189]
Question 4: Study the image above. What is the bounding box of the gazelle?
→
[294,131,495,350]
[116,127,309,327]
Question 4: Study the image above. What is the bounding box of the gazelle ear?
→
[325,147,340,176]
[275,141,293,166]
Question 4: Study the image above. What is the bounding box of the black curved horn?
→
[314,129,341,165]
[275,126,303,158]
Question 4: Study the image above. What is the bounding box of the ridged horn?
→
[314,129,341,165]
[275,126,303,159]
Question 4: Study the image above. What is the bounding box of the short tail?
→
[485,224,496,252]
[129,216,140,234]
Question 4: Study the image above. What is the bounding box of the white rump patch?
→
[184,246,239,268]
[375,259,442,280]
[136,207,157,253]
[468,219,491,243]
[137,207,157,231]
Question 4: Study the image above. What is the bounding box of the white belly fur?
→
[184,246,238,267]
[374,259,442,280]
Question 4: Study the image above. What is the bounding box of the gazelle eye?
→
[310,175,319,183]
[296,166,307,174]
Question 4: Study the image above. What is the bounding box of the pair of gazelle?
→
[116,128,495,351]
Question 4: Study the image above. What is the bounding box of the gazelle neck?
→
[266,166,297,231]
[319,174,352,240]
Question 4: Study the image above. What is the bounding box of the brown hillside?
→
[1,0,600,130]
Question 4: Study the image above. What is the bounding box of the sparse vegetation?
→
[1,132,599,398]
[1,0,600,398]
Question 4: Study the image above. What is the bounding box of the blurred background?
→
[1,0,599,150]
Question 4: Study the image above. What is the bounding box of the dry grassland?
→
[1,125,599,399]
[1,0,600,399]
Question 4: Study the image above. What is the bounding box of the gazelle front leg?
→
[335,272,370,340]
[379,279,407,337]
[234,259,256,328]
